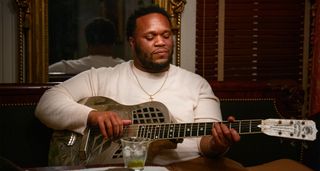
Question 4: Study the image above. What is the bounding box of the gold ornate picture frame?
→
[154,0,187,66]
[16,0,186,83]
[16,0,48,83]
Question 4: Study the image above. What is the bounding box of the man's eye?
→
[145,35,154,40]
[163,32,171,38]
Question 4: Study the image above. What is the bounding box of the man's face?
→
[129,13,174,73]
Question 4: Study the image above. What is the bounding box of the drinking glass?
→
[121,137,150,171]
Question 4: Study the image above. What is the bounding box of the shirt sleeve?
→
[192,79,222,153]
[194,79,222,123]
[35,69,99,134]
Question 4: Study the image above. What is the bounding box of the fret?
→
[148,125,152,138]
[181,123,186,137]
[208,123,213,135]
[227,122,232,131]
[144,125,148,138]
[168,124,174,138]
[155,124,159,139]
[191,123,198,136]
[170,124,174,137]
[143,125,148,138]
[162,124,167,138]
[150,125,154,139]
[229,121,239,131]
[185,123,192,137]
[149,125,154,139]
[152,125,156,139]
[204,123,208,135]
[163,124,169,138]
[234,120,262,134]
[147,125,151,139]
[203,123,208,135]
[142,125,146,138]
[198,123,205,136]
[139,125,144,137]
[251,120,262,133]
[159,124,164,139]
[196,123,199,136]
[240,120,250,134]
[196,123,200,136]
[153,124,158,139]
[178,124,181,138]
[173,124,179,138]
[143,125,147,138]
[138,125,144,138]
[205,123,212,135]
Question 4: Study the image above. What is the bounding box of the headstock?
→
[259,119,318,141]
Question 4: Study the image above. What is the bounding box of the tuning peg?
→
[290,141,297,147]
[302,141,309,149]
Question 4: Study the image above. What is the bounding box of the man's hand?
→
[87,110,131,139]
[200,116,240,157]
[211,116,240,153]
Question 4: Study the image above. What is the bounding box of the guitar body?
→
[49,96,171,166]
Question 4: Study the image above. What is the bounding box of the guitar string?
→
[131,63,169,101]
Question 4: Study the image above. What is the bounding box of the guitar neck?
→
[134,119,262,140]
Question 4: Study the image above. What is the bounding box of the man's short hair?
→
[126,5,171,40]
[85,18,116,46]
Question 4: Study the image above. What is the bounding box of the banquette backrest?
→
[0,84,54,168]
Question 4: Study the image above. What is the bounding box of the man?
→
[49,17,125,74]
[36,6,244,170]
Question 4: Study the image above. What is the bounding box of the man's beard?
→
[134,45,173,72]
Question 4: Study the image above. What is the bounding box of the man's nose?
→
[154,36,166,46]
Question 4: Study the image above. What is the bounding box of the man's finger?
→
[122,120,132,125]
[98,121,108,138]
[227,116,236,122]
[231,128,241,142]
[105,119,113,138]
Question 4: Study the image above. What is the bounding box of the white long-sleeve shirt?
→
[36,60,222,165]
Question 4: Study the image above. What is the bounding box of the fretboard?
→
[136,119,262,140]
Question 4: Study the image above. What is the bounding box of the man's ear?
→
[128,37,135,47]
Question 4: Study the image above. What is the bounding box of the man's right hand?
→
[87,110,132,139]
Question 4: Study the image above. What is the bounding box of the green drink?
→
[121,137,150,171]
[127,159,145,170]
